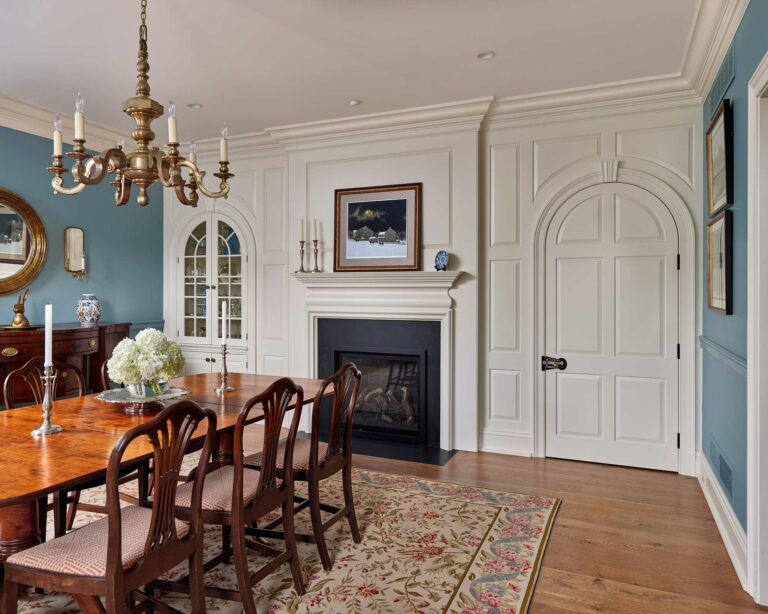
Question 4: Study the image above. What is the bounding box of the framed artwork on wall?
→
[707,209,733,314]
[706,98,734,216]
[334,183,421,271]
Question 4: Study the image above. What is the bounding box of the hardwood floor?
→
[351,451,766,614]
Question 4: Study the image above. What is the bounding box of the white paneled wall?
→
[163,99,701,461]
[481,105,701,466]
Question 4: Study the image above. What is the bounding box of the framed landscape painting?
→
[706,98,734,216]
[334,183,421,271]
[707,209,733,314]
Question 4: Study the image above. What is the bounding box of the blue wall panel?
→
[701,0,768,530]
[0,125,163,329]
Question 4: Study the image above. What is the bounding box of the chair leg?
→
[343,464,361,543]
[307,479,332,571]
[282,498,306,595]
[65,490,81,531]
[231,522,257,614]
[37,497,47,544]
[53,492,68,537]
[188,546,206,614]
[3,578,19,614]
[221,524,232,564]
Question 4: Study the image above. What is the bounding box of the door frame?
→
[747,50,768,604]
[532,170,697,476]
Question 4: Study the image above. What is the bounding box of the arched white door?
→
[544,183,679,471]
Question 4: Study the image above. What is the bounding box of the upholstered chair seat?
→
[245,438,328,472]
[6,506,188,577]
[176,465,266,512]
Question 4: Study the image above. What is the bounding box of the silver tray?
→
[96,387,190,406]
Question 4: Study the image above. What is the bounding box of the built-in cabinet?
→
[171,210,252,376]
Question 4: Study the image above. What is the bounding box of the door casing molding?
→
[532,168,697,476]
[747,49,768,605]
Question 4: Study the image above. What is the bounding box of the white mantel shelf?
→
[293,270,463,289]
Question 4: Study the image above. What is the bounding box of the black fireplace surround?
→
[317,318,452,464]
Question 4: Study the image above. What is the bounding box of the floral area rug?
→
[16,465,560,614]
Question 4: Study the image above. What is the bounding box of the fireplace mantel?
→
[295,270,462,450]
[293,270,462,289]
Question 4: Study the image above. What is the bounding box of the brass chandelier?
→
[47,0,232,207]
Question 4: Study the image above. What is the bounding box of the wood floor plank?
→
[351,450,767,613]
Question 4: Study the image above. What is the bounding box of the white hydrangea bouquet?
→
[107,328,185,397]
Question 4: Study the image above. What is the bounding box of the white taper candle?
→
[221,300,227,345]
[300,218,305,242]
[74,93,85,141]
[53,116,62,156]
[167,100,178,143]
[44,304,53,367]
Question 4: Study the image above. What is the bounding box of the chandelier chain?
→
[140,0,147,41]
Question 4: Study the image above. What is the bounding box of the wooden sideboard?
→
[0,322,130,406]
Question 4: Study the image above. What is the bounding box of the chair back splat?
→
[106,400,216,587]
[3,356,84,409]
[312,363,362,468]
[236,377,304,503]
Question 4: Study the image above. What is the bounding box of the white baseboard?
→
[697,451,748,589]
[479,429,534,457]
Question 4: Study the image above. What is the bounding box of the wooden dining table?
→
[0,372,326,563]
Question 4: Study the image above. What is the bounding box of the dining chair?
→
[4,357,88,542]
[247,363,363,570]
[3,357,149,542]
[157,377,306,614]
[2,400,217,614]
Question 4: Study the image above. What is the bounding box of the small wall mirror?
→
[0,188,47,295]
[64,227,85,279]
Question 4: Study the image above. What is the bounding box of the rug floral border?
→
[352,469,561,614]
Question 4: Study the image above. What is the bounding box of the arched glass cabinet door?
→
[182,221,208,339]
[179,214,247,346]
[217,219,244,341]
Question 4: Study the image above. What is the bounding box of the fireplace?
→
[317,318,450,462]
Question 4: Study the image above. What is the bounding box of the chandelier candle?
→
[53,116,62,157]
[47,0,233,207]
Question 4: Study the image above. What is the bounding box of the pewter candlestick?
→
[214,344,235,394]
[31,366,63,437]
[294,240,307,273]
[312,239,321,273]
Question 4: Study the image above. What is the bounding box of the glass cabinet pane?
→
[183,222,207,339]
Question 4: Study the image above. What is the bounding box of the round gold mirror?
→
[0,189,47,295]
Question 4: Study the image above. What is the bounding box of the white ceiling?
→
[0,0,700,140]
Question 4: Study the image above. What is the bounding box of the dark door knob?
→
[541,356,568,371]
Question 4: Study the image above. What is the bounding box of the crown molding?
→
[265,97,494,147]
[486,75,698,127]
[0,92,128,152]
[683,0,749,99]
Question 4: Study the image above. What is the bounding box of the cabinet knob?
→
[204,357,210,363]
[88,339,97,348]
[1,347,19,357]
[210,357,216,363]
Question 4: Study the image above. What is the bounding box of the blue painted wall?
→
[0,125,163,330]
[701,0,768,529]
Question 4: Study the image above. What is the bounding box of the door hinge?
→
[176,330,179,337]
[676,254,680,270]
[677,433,681,449]
[677,344,680,359]
[177,257,180,264]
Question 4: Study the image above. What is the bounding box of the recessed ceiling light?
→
[186,102,204,109]
[348,99,362,106]
[477,50,496,61]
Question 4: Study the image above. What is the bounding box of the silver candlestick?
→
[214,344,235,394]
[31,366,63,437]
[312,239,321,272]
[294,240,307,273]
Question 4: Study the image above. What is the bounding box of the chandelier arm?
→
[114,174,132,206]
[51,175,88,196]
[72,148,127,186]
[179,160,231,200]
[155,150,185,188]
[174,180,199,207]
